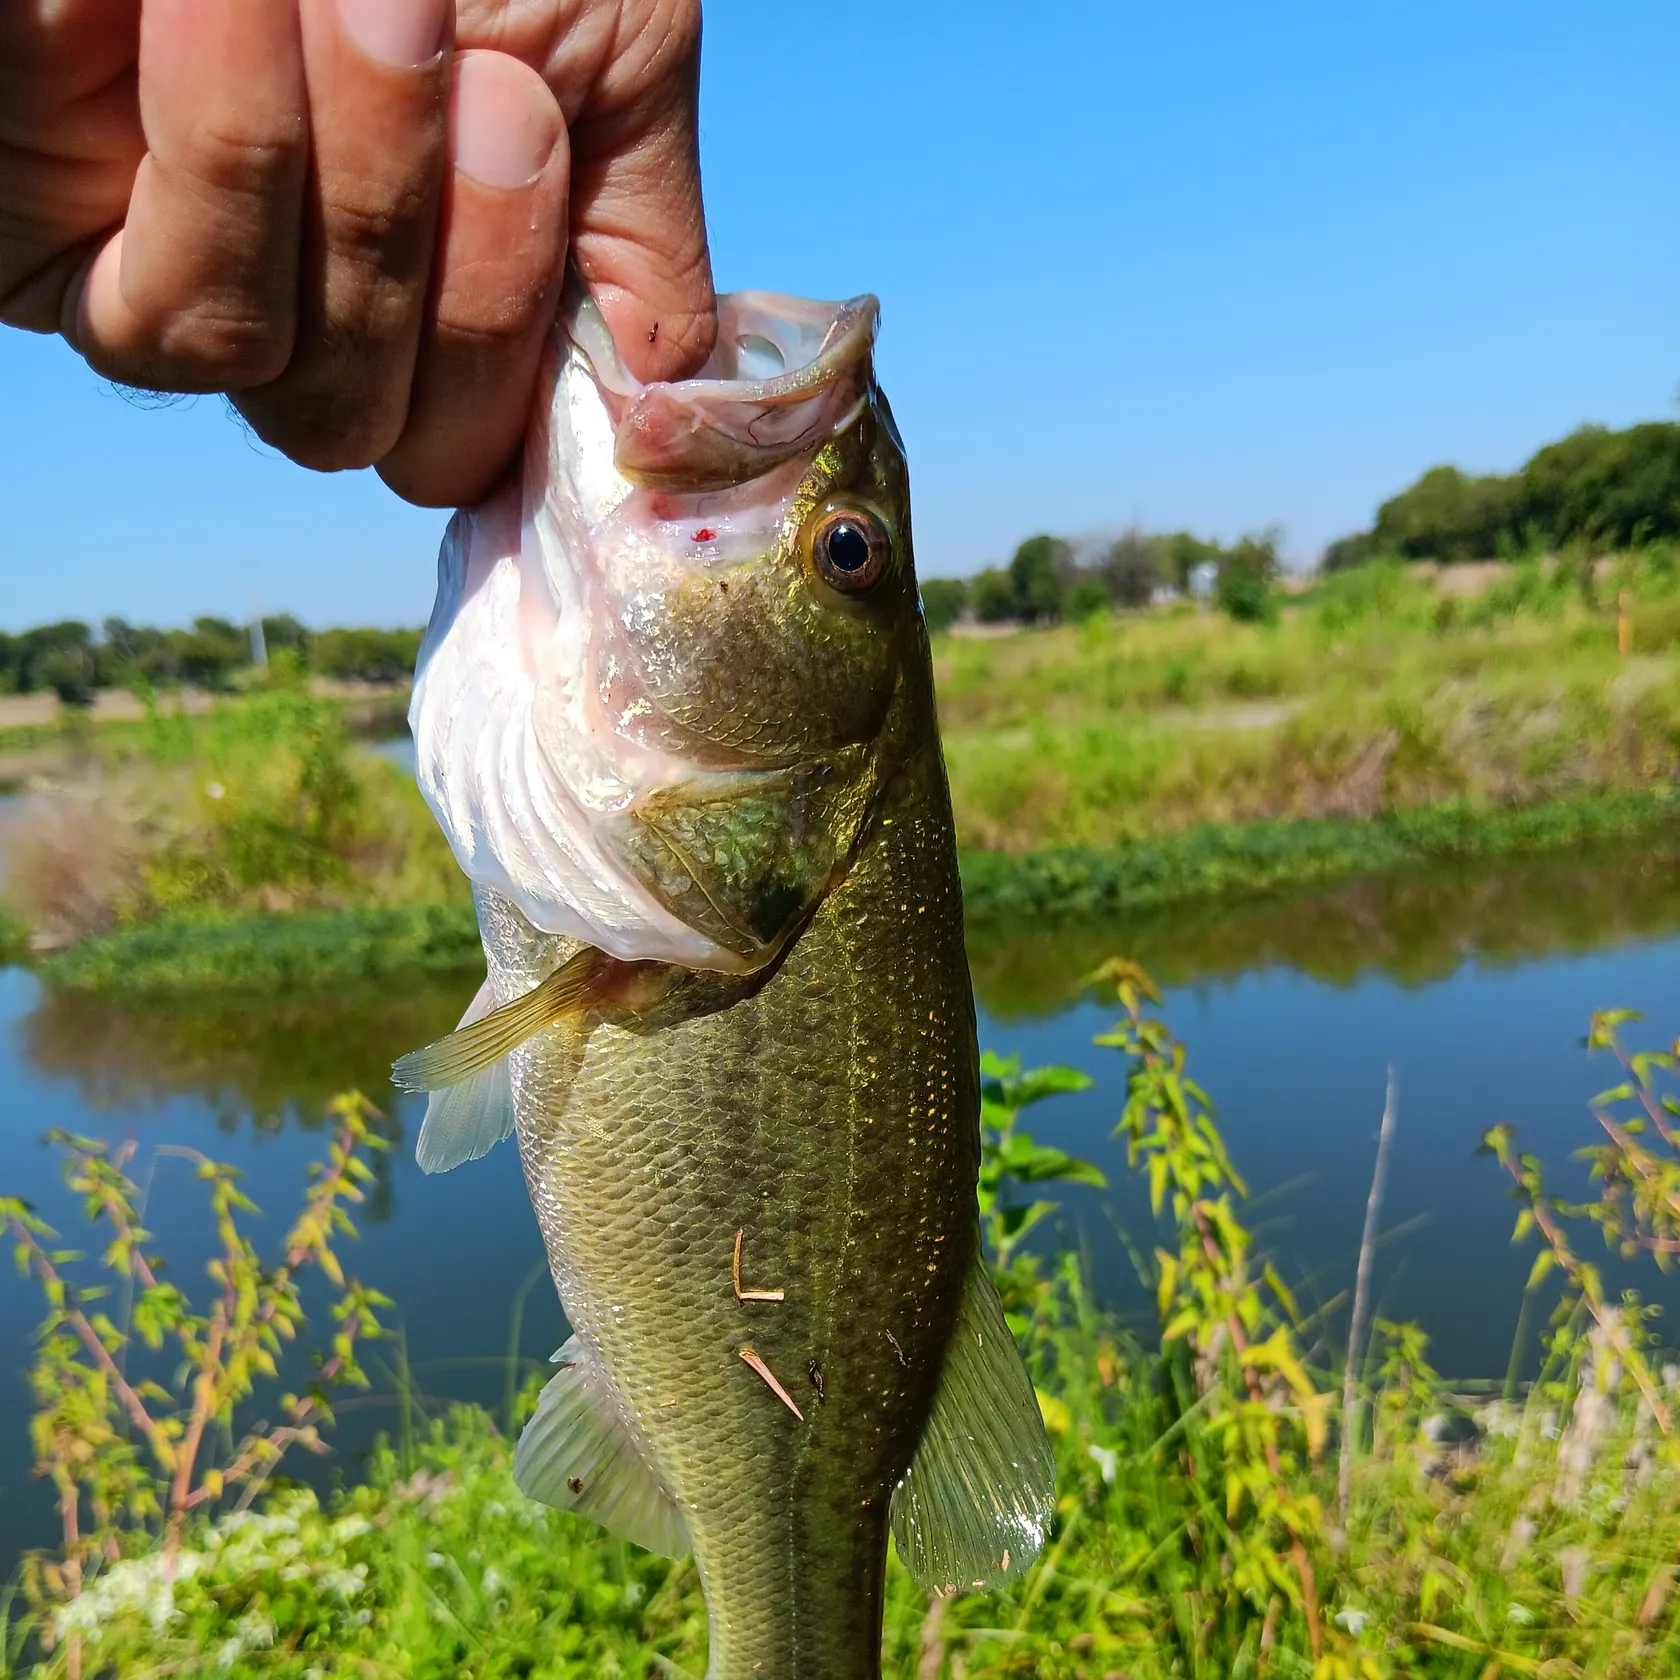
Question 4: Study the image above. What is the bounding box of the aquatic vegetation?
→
[958,787,1680,920]
[5,977,1678,1677]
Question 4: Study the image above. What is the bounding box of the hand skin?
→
[0,0,716,507]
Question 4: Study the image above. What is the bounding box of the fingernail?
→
[338,0,450,69]
[452,53,562,190]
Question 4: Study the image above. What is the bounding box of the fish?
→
[393,277,1055,1680]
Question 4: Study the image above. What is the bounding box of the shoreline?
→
[30,784,1678,997]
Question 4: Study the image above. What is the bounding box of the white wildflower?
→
[1557,1545,1591,1600]
[319,1568,365,1602]
[1087,1444,1119,1485]
[1333,1608,1369,1636]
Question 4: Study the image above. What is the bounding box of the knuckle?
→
[434,265,549,348]
[164,312,294,385]
[322,172,435,289]
[98,303,295,391]
[172,119,308,209]
[238,385,406,474]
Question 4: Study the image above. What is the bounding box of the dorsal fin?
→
[392,946,601,1094]
[413,979,517,1174]
[889,1250,1057,1594]
[514,1336,690,1560]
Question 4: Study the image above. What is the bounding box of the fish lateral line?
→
[738,1347,805,1420]
[732,1229,785,1303]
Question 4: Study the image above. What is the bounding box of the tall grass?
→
[2,682,461,948]
[937,548,1680,852]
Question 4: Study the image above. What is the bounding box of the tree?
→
[312,627,424,682]
[1101,531,1164,606]
[1216,535,1279,624]
[1007,535,1073,623]
[1321,531,1378,572]
[1160,531,1222,591]
[37,646,95,707]
[1516,423,1680,550]
[261,613,314,656]
[919,577,970,634]
[1372,465,1516,562]
[971,567,1018,624]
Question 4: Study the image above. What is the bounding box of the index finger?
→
[461,0,715,383]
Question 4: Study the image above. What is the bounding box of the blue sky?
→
[3,0,1676,630]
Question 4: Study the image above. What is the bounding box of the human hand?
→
[0,0,714,506]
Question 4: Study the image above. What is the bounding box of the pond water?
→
[1,838,1677,1576]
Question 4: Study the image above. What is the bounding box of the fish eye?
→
[810,507,891,593]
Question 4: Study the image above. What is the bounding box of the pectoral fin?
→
[514,1336,690,1560]
[392,946,601,1094]
[413,979,516,1174]
[889,1251,1057,1593]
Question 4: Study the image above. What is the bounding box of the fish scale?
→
[486,745,973,1678]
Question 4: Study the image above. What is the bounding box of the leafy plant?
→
[976,1051,1104,1303]
[2,1097,390,1674]
[10,991,1680,1679]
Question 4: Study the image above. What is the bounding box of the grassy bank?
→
[35,784,1679,997]
[0,682,459,953]
[4,552,1679,989]
[6,976,1679,1678]
[31,796,1680,996]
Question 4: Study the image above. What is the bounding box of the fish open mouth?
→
[566,279,879,492]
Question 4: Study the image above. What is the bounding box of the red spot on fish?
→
[692,528,716,542]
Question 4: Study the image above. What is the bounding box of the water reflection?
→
[967,837,1680,1016]
[23,980,467,1130]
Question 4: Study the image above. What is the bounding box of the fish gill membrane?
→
[394,277,1056,1679]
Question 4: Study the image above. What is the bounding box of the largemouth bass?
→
[394,279,1054,1680]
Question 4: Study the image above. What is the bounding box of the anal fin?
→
[413,978,516,1174]
[514,1335,690,1560]
[889,1250,1057,1593]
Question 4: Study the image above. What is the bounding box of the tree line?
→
[920,529,1282,632]
[0,616,424,706]
[1323,419,1680,570]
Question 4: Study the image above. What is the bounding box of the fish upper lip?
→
[562,277,881,493]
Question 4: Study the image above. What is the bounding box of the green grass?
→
[935,552,1680,852]
[42,902,482,994]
